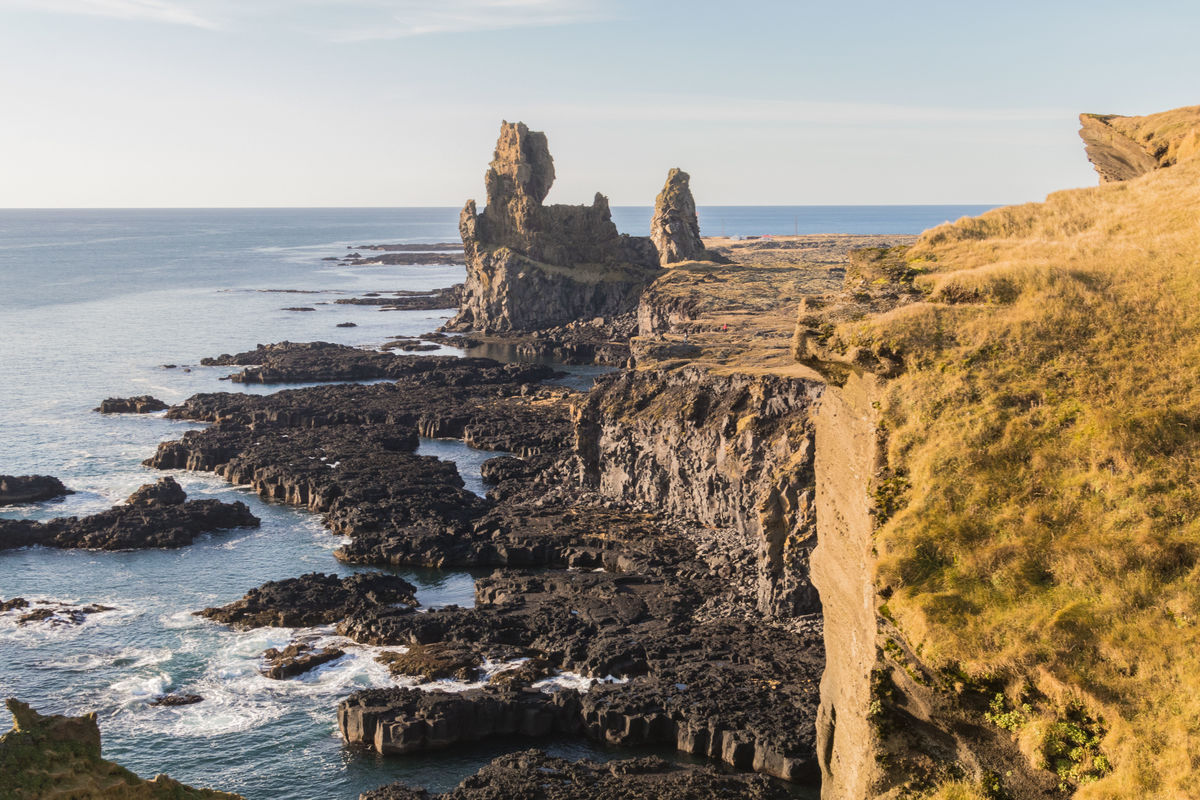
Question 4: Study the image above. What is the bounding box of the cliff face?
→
[810,373,882,799]
[806,104,1200,799]
[0,699,242,799]
[575,365,824,619]
[449,122,663,333]
[1079,106,1200,182]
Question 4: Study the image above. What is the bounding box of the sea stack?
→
[449,121,662,333]
[650,168,709,265]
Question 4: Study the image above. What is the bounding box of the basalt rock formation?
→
[95,395,168,414]
[362,749,791,800]
[447,121,663,333]
[0,481,258,550]
[576,366,824,619]
[1079,105,1200,182]
[650,168,723,265]
[199,572,418,629]
[0,699,242,799]
[0,474,72,506]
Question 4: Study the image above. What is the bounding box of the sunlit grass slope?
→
[1086,104,1200,168]
[838,123,1200,797]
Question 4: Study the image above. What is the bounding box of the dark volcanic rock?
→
[0,484,258,551]
[337,322,358,328]
[126,476,186,507]
[448,121,662,333]
[479,456,532,486]
[0,475,72,506]
[144,352,575,558]
[149,694,204,707]
[2,600,115,626]
[95,395,169,414]
[261,641,346,679]
[361,749,791,800]
[353,243,464,252]
[282,307,316,312]
[334,286,462,311]
[340,253,464,266]
[335,563,821,781]
[199,572,417,629]
[374,643,482,682]
[199,342,556,385]
[338,687,581,755]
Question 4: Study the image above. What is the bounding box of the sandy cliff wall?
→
[810,372,883,799]
[575,365,824,619]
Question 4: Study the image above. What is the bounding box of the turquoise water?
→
[0,206,992,798]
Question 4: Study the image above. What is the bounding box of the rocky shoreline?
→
[6,121,861,798]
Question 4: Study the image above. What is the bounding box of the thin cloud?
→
[0,0,218,28]
[0,0,607,37]
[325,0,608,41]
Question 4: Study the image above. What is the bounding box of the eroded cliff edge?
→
[803,102,1200,799]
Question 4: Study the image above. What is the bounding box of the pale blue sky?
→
[1,0,1197,207]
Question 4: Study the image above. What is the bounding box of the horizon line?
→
[0,202,1004,211]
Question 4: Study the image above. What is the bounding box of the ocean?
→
[0,205,993,799]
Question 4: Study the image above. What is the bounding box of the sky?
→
[1,0,1198,208]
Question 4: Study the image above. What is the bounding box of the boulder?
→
[95,395,169,413]
[0,475,72,506]
[126,476,186,507]
[261,641,345,679]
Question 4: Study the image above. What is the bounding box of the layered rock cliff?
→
[575,365,824,619]
[0,699,241,799]
[806,104,1200,799]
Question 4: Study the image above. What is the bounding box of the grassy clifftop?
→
[822,109,1200,797]
[0,699,242,800]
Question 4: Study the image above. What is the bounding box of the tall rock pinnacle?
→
[650,168,707,265]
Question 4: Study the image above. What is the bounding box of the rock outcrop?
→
[0,475,72,506]
[650,168,720,265]
[361,749,791,800]
[0,481,258,550]
[576,366,824,618]
[448,121,662,333]
[199,572,418,629]
[0,699,242,799]
[1079,106,1200,182]
[95,396,168,414]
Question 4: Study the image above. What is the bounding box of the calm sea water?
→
[0,206,992,799]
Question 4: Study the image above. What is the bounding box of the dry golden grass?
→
[840,143,1200,797]
[1087,105,1200,167]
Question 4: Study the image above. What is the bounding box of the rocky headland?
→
[30,108,1200,800]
